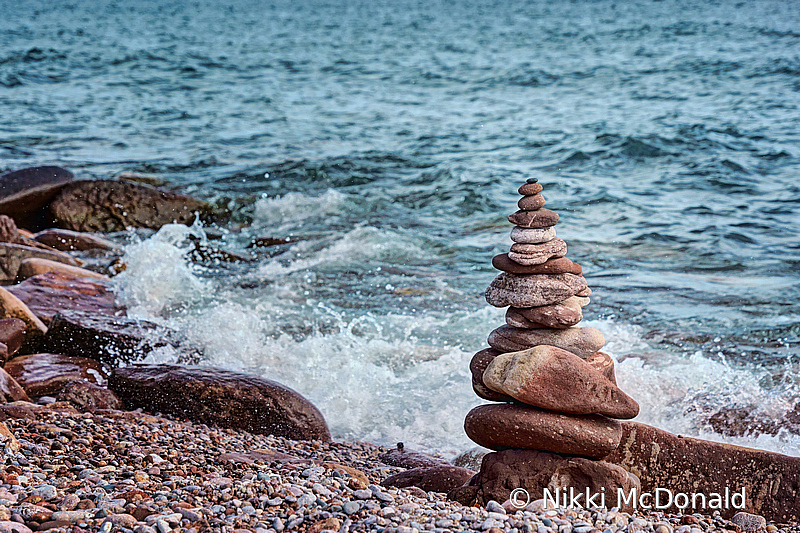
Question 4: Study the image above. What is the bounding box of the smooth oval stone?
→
[508,238,567,265]
[482,345,639,419]
[33,228,121,252]
[17,258,109,282]
[0,166,74,230]
[506,296,584,329]
[382,466,475,494]
[3,353,107,398]
[518,194,545,210]
[518,182,543,195]
[0,366,31,403]
[469,348,513,402]
[0,318,26,362]
[492,254,583,275]
[510,226,556,244]
[465,403,622,458]
[485,272,587,308]
[575,296,590,307]
[576,287,592,297]
[0,242,82,281]
[0,286,47,351]
[487,324,605,359]
[525,177,539,184]
[508,208,558,228]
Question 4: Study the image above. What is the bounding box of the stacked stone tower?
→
[464,178,640,502]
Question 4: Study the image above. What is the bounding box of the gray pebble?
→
[485,500,506,514]
[343,501,361,515]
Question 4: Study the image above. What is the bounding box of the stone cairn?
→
[464,178,640,506]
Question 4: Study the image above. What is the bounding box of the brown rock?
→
[0,367,31,403]
[3,353,106,398]
[382,466,476,493]
[0,166,73,231]
[109,364,331,441]
[0,242,81,281]
[39,310,194,366]
[476,449,639,513]
[508,208,558,228]
[485,273,587,308]
[493,254,582,275]
[0,215,24,244]
[470,348,513,402]
[447,485,479,506]
[17,258,109,281]
[508,238,567,266]
[0,286,47,351]
[378,443,450,469]
[586,351,616,385]
[307,517,342,533]
[506,297,584,329]
[518,194,546,210]
[487,324,605,358]
[576,287,591,297]
[510,226,556,244]
[606,421,800,521]
[482,346,638,419]
[0,318,26,362]
[49,179,210,232]
[518,182,544,195]
[33,228,120,252]
[56,380,124,412]
[465,403,622,458]
[8,271,124,325]
[219,449,308,465]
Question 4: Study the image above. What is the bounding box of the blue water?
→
[2,0,800,455]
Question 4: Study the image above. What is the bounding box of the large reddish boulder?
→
[0,367,30,403]
[109,364,331,441]
[382,466,475,493]
[3,353,106,398]
[7,271,123,325]
[0,166,74,230]
[605,422,800,522]
[49,179,210,232]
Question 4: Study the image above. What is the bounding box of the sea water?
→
[2,0,799,456]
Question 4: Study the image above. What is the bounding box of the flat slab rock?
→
[108,363,331,441]
[606,421,800,522]
[38,309,193,366]
[382,466,476,494]
[0,166,74,230]
[7,271,124,325]
[0,242,81,281]
[475,449,640,513]
[485,272,587,308]
[378,445,451,469]
[49,179,210,232]
[2,353,106,399]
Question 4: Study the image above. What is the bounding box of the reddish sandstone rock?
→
[475,449,639,513]
[8,271,123,325]
[492,255,582,276]
[508,208,559,228]
[56,380,124,412]
[508,238,567,266]
[0,318,26,363]
[482,346,638,419]
[0,242,81,281]
[109,364,331,441]
[487,324,605,359]
[465,403,622,459]
[469,348,513,402]
[33,228,120,252]
[518,194,546,210]
[49,179,210,232]
[0,367,31,403]
[0,166,74,230]
[3,353,106,398]
[586,351,616,385]
[506,297,584,329]
[382,466,476,493]
[17,258,109,281]
[0,286,47,351]
[605,421,800,522]
[518,182,544,195]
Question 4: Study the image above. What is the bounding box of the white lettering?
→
[655,488,672,509]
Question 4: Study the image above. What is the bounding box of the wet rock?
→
[3,353,106,399]
[452,446,490,471]
[487,324,605,359]
[49,179,210,232]
[0,166,74,231]
[56,380,124,413]
[16,257,109,281]
[0,319,26,363]
[109,364,331,441]
[7,271,123,325]
[475,448,639,513]
[0,367,31,404]
[482,346,638,419]
[605,421,800,521]
[485,273,587,308]
[465,403,622,458]
[506,297,584,329]
[492,254,583,275]
[38,310,190,366]
[508,238,567,266]
[0,242,81,281]
[378,443,450,469]
[518,194,546,210]
[586,351,616,385]
[731,512,767,533]
[507,208,559,228]
[382,466,476,493]
[0,287,47,351]
[469,348,513,402]
[32,228,120,252]
[187,242,253,264]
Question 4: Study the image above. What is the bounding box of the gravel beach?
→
[1,403,796,533]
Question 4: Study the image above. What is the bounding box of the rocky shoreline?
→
[0,166,796,532]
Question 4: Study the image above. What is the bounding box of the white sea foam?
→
[114,227,800,458]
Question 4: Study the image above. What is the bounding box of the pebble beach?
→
[0,404,795,533]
